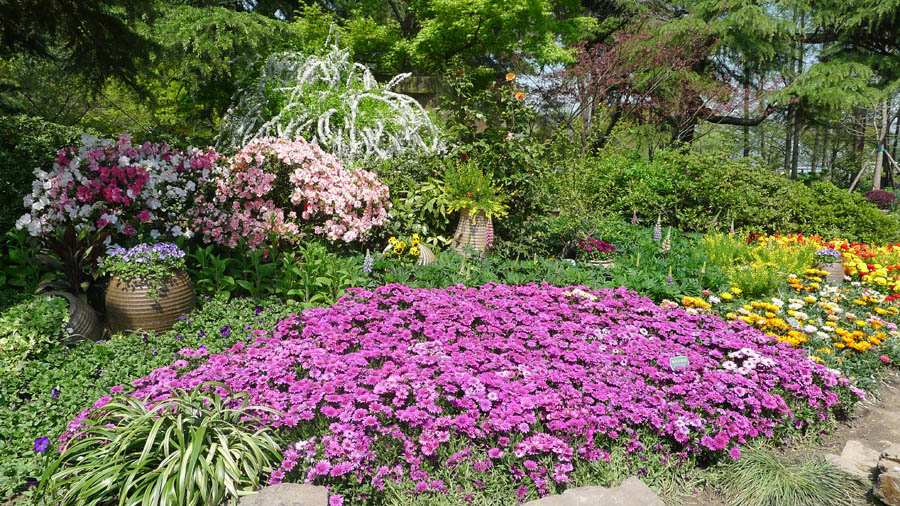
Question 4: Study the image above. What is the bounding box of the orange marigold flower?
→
[506,72,516,81]
[514,91,526,101]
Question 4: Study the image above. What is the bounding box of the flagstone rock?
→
[824,439,880,480]
[523,476,664,506]
[875,444,900,505]
[237,483,328,506]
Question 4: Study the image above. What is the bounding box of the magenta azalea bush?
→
[64,284,860,503]
[16,134,219,239]
[191,137,391,248]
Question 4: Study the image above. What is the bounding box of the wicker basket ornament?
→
[450,209,493,255]
[417,243,436,266]
[821,262,844,283]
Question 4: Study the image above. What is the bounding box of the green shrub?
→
[38,385,283,506]
[0,295,300,501]
[0,115,87,234]
[0,295,68,377]
[546,149,900,243]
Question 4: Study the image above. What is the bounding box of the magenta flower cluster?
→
[579,237,615,254]
[191,137,390,247]
[17,134,218,239]
[65,284,858,501]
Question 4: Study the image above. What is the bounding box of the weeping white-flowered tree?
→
[218,39,443,164]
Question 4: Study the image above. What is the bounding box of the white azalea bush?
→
[218,42,443,164]
[16,134,219,240]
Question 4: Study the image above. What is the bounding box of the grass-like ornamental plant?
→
[99,243,187,300]
[718,447,861,506]
[38,383,283,506]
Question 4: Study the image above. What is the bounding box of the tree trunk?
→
[820,127,830,180]
[791,120,801,179]
[783,107,794,174]
[810,128,820,173]
[743,66,751,158]
[790,20,804,180]
[593,106,622,151]
[874,100,889,190]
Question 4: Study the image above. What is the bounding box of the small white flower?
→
[709,296,721,304]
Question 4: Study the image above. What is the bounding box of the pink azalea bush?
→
[191,137,391,248]
[65,284,860,503]
[16,134,219,239]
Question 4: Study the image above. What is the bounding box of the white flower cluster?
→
[721,348,776,375]
[218,37,443,165]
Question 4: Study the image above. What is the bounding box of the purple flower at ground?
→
[51,387,60,400]
[220,325,231,338]
[34,437,50,453]
[329,494,344,506]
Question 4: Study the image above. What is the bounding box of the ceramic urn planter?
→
[106,269,195,334]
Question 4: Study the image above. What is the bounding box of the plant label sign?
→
[669,355,690,371]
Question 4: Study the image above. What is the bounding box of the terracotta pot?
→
[106,270,195,334]
[450,209,493,256]
[45,291,103,341]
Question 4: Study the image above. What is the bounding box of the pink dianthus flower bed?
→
[66,284,860,501]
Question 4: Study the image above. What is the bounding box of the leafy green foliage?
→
[0,230,53,309]
[0,296,299,501]
[185,240,365,306]
[718,447,862,506]
[366,223,729,302]
[38,385,283,506]
[441,161,508,218]
[0,296,69,378]
[548,149,900,243]
[0,116,88,234]
[0,0,156,90]
[338,0,597,73]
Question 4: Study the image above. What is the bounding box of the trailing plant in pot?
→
[100,242,195,334]
[442,161,508,255]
